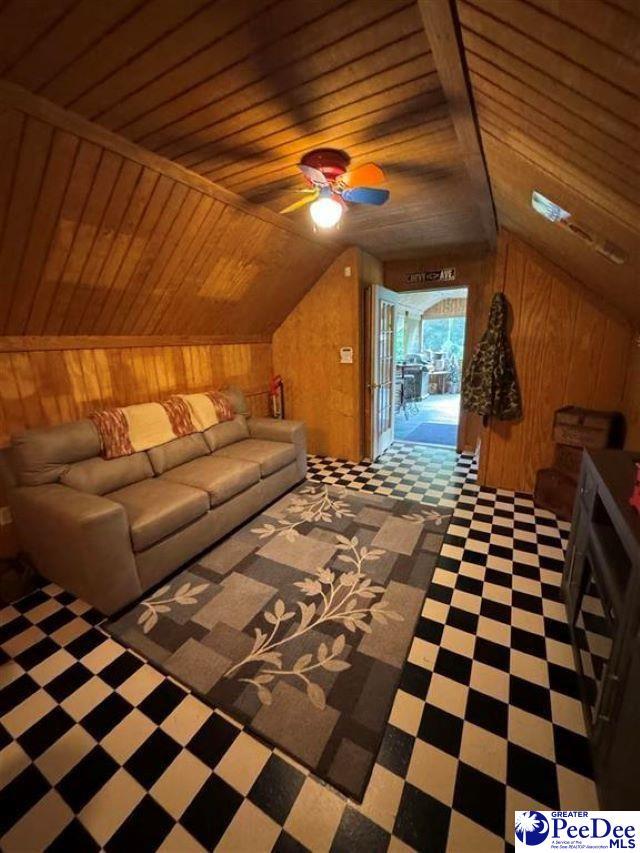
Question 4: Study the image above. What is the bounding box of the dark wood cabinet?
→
[563,450,640,809]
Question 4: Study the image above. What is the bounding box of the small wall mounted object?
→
[269,375,284,419]
[404,268,455,285]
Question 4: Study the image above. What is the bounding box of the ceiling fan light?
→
[309,196,343,228]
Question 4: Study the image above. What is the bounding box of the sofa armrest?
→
[9,483,141,615]
[248,418,306,450]
[248,418,307,480]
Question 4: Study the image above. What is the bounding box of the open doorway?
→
[393,287,468,447]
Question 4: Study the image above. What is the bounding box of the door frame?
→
[371,285,399,460]
[364,283,471,458]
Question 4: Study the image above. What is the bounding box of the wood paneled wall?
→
[0,338,272,445]
[274,244,492,463]
[273,248,379,461]
[482,231,633,492]
[0,83,337,337]
[384,250,494,453]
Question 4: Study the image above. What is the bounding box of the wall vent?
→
[531,191,627,265]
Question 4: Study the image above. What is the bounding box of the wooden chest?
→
[534,467,577,521]
[553,406,622,450]
[553,444,583,481]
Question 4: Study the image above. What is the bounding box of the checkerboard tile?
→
[307,443,477,508]
[0,446,597,852]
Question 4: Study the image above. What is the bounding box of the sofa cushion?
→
[60,452,153,495]
[147,433,209,475]
[108,479,209,552]
[213,439,296,477]
[161,455,260,507]
[11,420,101,486]
[203,415,249,451]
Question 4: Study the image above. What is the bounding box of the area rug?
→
[107,481,452,801]
[404,421,458,446]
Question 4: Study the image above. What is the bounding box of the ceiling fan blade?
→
[342,163,385,188]
[298,163,328,185]
[342,187,390,206]
[280,189,319,214]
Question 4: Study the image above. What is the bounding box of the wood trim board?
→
[417,0,497,246]
[0,335,271,352]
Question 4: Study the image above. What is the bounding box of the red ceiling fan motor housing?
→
[300,148,350,181]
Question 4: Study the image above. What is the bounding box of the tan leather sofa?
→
[2,395,306,615]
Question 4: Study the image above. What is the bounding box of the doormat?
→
[404,421,458,446]
[107,481,452,801]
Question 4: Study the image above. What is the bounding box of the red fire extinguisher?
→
[630,462,640,515]
[270,375,284,419]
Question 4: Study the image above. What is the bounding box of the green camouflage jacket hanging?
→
[461,292,522,421]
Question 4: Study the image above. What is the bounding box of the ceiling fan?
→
[280,148,390,229]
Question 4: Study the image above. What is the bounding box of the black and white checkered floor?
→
[0,445,597,852]
[307,442,477,508]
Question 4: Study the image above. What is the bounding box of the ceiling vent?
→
[532,191,570,222]
[531,191,627,265]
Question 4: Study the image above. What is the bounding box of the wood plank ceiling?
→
[1,0,637,324]
[0,0,488,261]
[457,0,640,322]
[0,89,338,337]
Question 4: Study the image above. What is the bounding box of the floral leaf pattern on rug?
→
[402,507,452,526]
[137,580,209,634]
[107,479,452,802]
[251,484,354,541]
[224,534,402,707]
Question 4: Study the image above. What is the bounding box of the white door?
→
[371,285,398,459]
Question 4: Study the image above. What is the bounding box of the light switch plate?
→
[340,346,353,364]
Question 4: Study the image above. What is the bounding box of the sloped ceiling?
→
[0,85,338,336]
[0,0,637,330]
[457,0,640,322]
[0,0,489,260]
